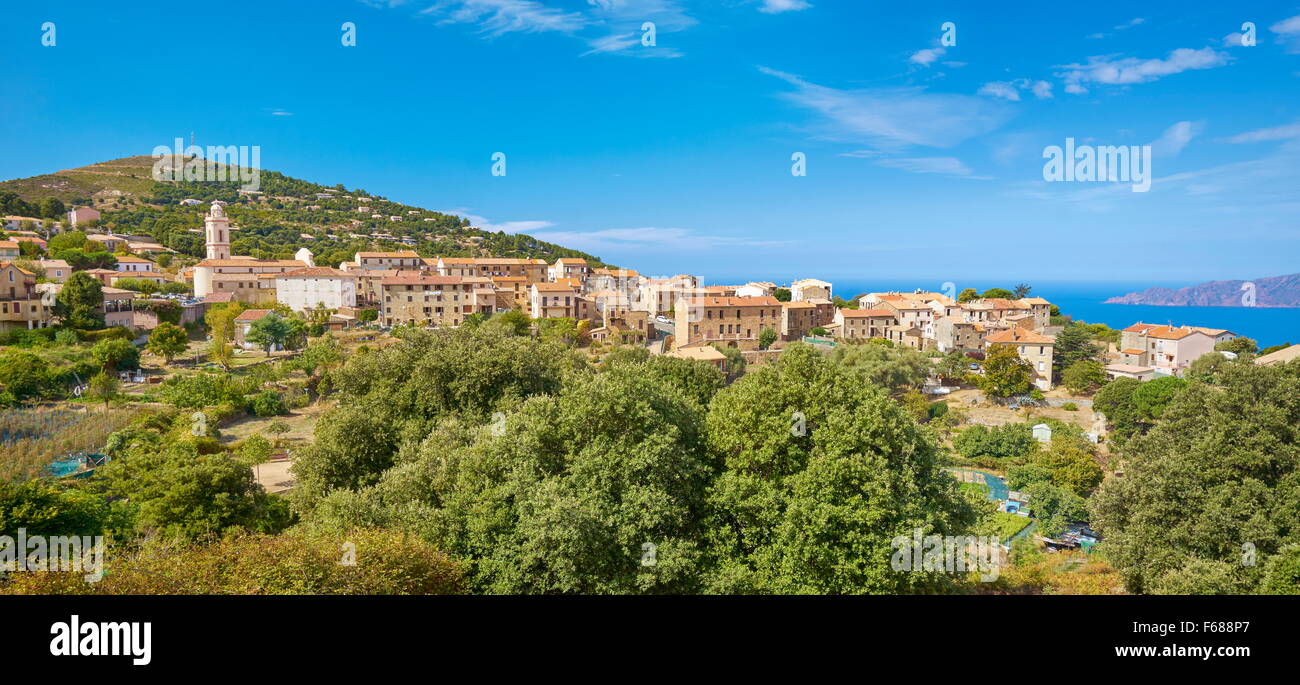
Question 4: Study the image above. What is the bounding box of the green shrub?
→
[1061,402,1078,411]
[249,390,286,417]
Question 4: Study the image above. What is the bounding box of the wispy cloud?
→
[978,82,1021,101]
[876,157,991,180]
[581,0,694,57]
[1221,120,1300,143]
[1150,120,1204,157]
[978,78,1053,101]
[417,0,588,37]
[268,109,293,116]
[1057,47,1230,93]
[1271,14,1300,53]
[374,0,695,57]
[529,226,791,252]
[758,0,811,14]
[759,65,1014,150]
[909,47,945,67]
[442,208,555,233]
[1086,17,1145,40]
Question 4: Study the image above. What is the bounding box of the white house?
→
[274,267,358,312]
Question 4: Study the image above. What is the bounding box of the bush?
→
[1061,402,1078,411]
[159,372,252,408]
[0,530,466,595]
[249,390,286,417]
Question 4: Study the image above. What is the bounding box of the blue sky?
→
[3,1,1299,284]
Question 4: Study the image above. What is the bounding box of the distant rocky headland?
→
[1106,273,1300,308]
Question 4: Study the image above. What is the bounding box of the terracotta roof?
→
[533,282,579,292]
[114,255,154,263]
[1020,297,1050,305]
[671,346,727,362]
[553,258,587,265]
[840,308,895,318]
[0,241,18,249]
[985,328,1055,344]
[680,296,781,307]
[203,292,235,303]
[1121,348,1145,355]
[235,309,273,322]
[782,301,816,309]
[1189,326,1232,336]
[196,259,306,268]
[1255,345,1300,366]
[277,267,356,278]
[1125,324,1206,341]
[357,251,419,258]
[381,275,464,286]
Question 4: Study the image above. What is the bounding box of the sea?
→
[702,277,1300,348]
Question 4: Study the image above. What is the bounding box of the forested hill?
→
[0,155,609,268]
[1105,273,1300,308]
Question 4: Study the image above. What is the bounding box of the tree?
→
[937,351,969,382]
[146,322,188,364]
[702,345,976,593]
[47,230,87,252]
[1053,324,1103,381]
[953,423,1036,461]
[1013,283,1032,298]
[980,287,1015,299]
[38,197,66,220]
[1093,377,1141,444]
[758,326,778,350]
[238,433,274,467]
[1090,361,1300,594]
[87,371,118,409]
[1061,360,1106,394]
[1131,376,1187,422]
[711,344,746,377]
[772,288,791,302]
[957,288,979,303]
[53,272,105,330]
[91,338,139,372]
[246,312,291,356]
[1215,336,1258,355]
[484,309,531,336]
[205,304,243,370]
[358,308,379,323]
[978,344,1032,398]
[827,342,930,391]
[0,351,51,403]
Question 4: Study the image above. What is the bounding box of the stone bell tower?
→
[204,201,231,260]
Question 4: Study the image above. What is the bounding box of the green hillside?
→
[0,156,608,269]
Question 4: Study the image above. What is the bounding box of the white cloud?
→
[758,0,811,14]
[419,0,589,37]
[876,157,991,180]
[978,79,1053,101]
[1086,17,1144,39]
[909,47,945,66]
[1150,120,1204,157]
[759,66,1014,150]
[1058,47,1230,91]
[529,226,790,252]
[582,0,695,56]
[1222,31,1249,48]
[1064,83,1088,95]
[442,208,555,233]
[1221,120,1300,143]
[1271,14,1300,53]
[978,82,1020,101]
[837,149,883,158]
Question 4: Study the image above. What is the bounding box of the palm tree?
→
[1013,283,1032,299]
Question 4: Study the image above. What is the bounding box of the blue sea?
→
[704,277,1300,348]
